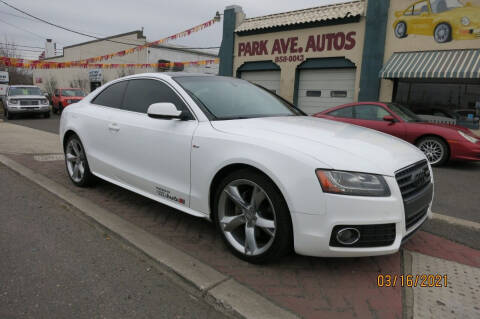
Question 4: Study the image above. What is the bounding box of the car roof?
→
[116,72,217,81]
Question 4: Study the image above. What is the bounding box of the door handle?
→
[108,123,120,132]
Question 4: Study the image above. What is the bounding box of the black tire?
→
[6,108,13,120]
[434,23,452,43]
[416,136,449,167]
[394,21,407,38]
[44,111,50,118]
[64,134,96,187]
[212,168,292,264]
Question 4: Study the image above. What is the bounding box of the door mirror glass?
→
[147,102,182,119]
[383,115,396,122]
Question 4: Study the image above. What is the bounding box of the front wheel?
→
[416,136,449,166]
[434,23,451,43]
[64,135,96,187]
[6,108,13,120]
[44,111,50,118]
[213,169,292,264]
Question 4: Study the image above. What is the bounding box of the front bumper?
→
[449,140,480,161]
[7,105,50,113]
[291,175,433,257]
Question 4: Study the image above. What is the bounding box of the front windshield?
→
[430,0,463,13]
[9,87,42,96]
[387,103,423,122]
[175,76,304,120]
[62,89,85,97]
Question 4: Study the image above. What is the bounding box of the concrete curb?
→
[431,212,480,231]
[0,154,299,319]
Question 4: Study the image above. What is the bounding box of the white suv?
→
[4,85,51,119]
[60,73,434,263]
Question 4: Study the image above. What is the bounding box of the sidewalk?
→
[1,121,479,319]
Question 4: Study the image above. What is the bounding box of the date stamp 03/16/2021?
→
[377,274,448,288]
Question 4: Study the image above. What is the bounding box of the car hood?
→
[211,116,426,176]
[62,96,83,100]
[8,95,45,99]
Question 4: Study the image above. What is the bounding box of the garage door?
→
[241,70,281,95]
[297,68,355,115]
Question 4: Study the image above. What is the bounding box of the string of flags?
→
[0,56,220,69]
[0,17,218,69]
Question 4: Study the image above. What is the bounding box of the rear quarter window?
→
[91,81,127,108]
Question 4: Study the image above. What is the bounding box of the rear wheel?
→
[213,169,292,264]
[64,135,96,187]
[416,136,449,166]
[394,21,407,38]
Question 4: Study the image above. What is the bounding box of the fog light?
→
[336,228,360,245]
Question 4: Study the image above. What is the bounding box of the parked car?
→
[393,0,480,43]
[60,73,433,263]
[3,85,51,119]
[52,88,86,114]
[414,106,480,129]
[314,102,480,166]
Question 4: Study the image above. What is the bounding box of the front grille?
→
[395,160,431,200]
[329,224,396,247]
[20,100,39,106]
[405,206,428,229]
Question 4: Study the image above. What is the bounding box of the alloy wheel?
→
[217,179,276,256]
[434,24,450,43]
[66,139,86,183]
[418,139,444,165]
[395,22,406,38]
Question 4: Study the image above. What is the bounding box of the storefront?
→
[219,0,480,118]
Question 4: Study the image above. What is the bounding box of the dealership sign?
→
[0,71,8,83]
[88,69,103,82]
[238,32,356,61]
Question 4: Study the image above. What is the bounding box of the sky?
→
[0,0,346,60]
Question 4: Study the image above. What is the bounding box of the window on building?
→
[328,106,354,118]
[306,90,322,97]
[354,105,391,121]
[122,79,191,116]
[91,81,127,108]
[330,90,348,98]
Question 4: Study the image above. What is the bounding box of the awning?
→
[379,49,480,79]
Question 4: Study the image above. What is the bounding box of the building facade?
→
[33,31,218,94]
[219,0,480,115]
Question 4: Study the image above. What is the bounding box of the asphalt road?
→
[1,111,479,223]
[0,164,228,319]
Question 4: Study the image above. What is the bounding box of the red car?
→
[52,88,86,114]
[314,102,480,166]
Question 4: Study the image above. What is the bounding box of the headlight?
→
[461,16,470,26]
[458,130,478,144]
[67,99,73,104]
[41,99,49,105]
[316,170,390,197]
[8,99,18,105]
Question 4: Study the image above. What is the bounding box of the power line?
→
[0,17,46,39]
[0,0,148,46]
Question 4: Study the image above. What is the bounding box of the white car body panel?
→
[60,73,433,258]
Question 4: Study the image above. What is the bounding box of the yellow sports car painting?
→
[393,0,480,43]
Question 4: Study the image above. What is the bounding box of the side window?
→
[122,79,191,117]
[354,105,391,121]
[91,81,127,108]
[328,106,354,118]
[54,89,59,96]
[404,4,414,15]
[412,1,429,15]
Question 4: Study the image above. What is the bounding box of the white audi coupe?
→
[60,73,434,263]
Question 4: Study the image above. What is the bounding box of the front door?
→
[108,78,198,207]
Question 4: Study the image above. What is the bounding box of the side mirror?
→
[383,115,396,123]
[147,102,183,119]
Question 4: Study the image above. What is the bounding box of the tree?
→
[44,76,57,97]
[0,38,33,85]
